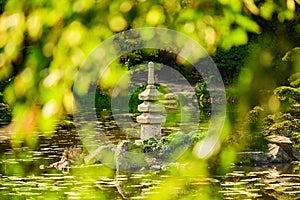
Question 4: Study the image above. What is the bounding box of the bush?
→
[274,73,300,107]
[263,112,300,149]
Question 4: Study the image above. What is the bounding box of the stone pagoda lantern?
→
[136,62,165,140]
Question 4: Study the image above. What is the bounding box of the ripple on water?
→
[1,122,300,199]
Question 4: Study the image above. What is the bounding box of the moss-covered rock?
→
[114,131,206,172]
[263,112,300,150]
[115,141,151,172]
[51,130,207,173]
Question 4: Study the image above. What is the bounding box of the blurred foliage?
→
[245,106,269,151]
[0,0,299,199]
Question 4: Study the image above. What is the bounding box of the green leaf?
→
[278,10,295,22]
[260,2,275,20]
[232,28,248,45]
[176,8,199,22]
[235,14,260,33]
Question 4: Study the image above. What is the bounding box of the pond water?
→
[1,113,300,199]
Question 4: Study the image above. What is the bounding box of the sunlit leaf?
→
[63,91,74,114]
[232,28,248,45]
[219,0,242,11]
[5,0,24,12]
[204,26,216,45]
[260,2,274,20]
[243,0,259,15]
[183,22,195,33]
[146,6,165,26]
[109,15,127,32]
[230,0,242,12]
[73,0,94,13]
[235,14,260,33]
[0,59,13,80]
[62,21,86,47]
[286,0,296,11]
[120,1,133,13]
[27,10,43,41]
[220,27,248,49]
[278,9,294,22]
[177,8,198,21]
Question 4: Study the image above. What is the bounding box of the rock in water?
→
[49,146,84,172]
[84,144,115,168]
[115,141,153,172]
[49,131,201,173]
[115,132,194,172]
[266,135,299,162]
[267,143,291,163]
[266,135,292,144]
[239,135,300,165]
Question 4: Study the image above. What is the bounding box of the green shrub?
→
[274,73,300,107]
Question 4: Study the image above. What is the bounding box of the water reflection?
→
[222,164,300,199]
[0,116,299,199]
